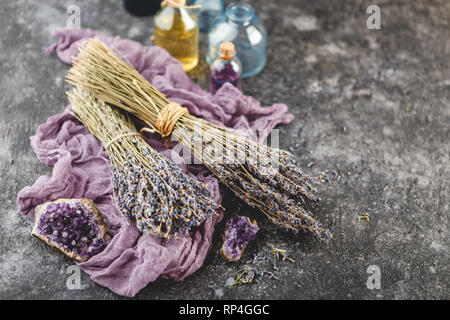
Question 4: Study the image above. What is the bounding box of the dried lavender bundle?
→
[66,39,332,240]
[67,89,219,239]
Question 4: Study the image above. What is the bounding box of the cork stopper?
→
[163,0,186,8]
[219,42,235,60]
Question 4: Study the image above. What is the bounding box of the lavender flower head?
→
[221,216,259,262]
[31,198,110,262]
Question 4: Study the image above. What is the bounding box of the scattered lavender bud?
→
[225,277,235,287]
[214,288,225,298]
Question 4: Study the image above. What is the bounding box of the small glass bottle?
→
[154,0,199,72]
[207,2,267,78]
[210,42,242,94]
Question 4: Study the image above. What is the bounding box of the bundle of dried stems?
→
[67,39,332,240]
[67,88,218,239]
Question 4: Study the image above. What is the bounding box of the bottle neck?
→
[158,5,197,30]
[219,53,235,63]
[162,0,186,9]
[225,3,254,26]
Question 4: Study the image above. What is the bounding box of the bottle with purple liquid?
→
[210,42,242,94]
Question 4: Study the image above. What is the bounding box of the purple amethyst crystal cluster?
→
[32,199,110,262]
[221,216,259,262]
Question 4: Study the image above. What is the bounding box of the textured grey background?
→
[0,0,449,299]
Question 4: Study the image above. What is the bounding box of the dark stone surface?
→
[0,0,449,299]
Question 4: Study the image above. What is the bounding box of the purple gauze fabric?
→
[16,28,294,297]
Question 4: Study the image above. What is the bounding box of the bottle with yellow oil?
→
[154,0,199,72]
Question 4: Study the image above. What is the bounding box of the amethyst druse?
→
[32,198,111,262]
[221,216,259,262]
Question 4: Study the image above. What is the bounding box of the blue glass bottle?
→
[207,2,267,78]
[192,0,224,32]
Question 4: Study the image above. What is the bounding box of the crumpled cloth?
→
[16,28,293,297]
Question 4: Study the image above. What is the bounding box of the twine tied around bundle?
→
[105,101,188,149]
[105,132,142,149]
[133,79,189,138]
[155,102,189,137]
[105,100,188,148]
